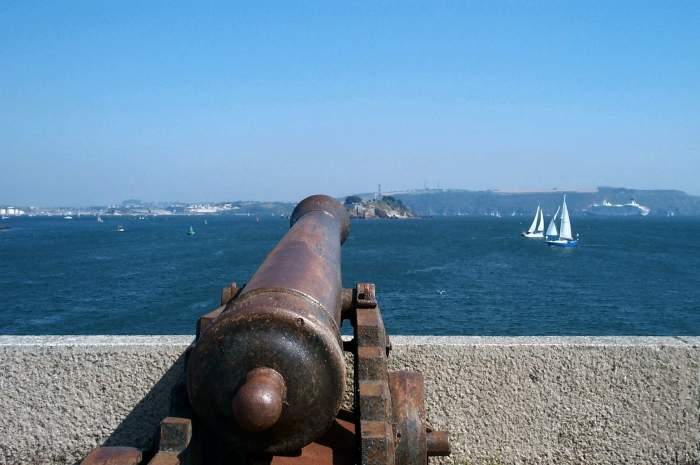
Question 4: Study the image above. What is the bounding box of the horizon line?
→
[3,185,698,209]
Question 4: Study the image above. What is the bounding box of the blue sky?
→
[1,1,699,205]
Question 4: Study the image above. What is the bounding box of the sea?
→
[1,215,699,336]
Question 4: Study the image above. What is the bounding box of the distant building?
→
[1,207,25,216]
[186,204,220,214]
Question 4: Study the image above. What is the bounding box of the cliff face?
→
[344,196,415,219]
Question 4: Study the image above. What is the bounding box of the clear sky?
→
[1,1,699,205]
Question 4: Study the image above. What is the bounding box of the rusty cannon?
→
[82,195,450,465]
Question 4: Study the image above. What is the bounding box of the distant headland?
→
[343,195,414,219]
[2,186,700,218]
[386,186,700,217]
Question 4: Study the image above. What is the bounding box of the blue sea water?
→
[0,215,699,335]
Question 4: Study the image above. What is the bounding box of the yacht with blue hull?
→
[546,196,578,247]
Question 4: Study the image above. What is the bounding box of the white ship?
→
[585,199,650,216]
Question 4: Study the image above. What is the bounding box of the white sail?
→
[527,205,540,233]
[536,208,545,232]
[559,197,573,240]
[546,206,560,237]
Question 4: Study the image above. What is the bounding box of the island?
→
[343,195,415,219]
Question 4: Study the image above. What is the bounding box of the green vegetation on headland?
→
[343,195,414,219]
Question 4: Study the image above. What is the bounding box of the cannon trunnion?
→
[82,195,450,465]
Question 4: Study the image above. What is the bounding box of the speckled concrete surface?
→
[1,336,698,465]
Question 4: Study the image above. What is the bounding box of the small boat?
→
[187,226,196,236]
[116,225,125,232]
[1,216,9,220]
[97,215,104,223]
[203,219,208,225]
[521,205,545,238]
[64,215,73,220]
[546,196,578,247]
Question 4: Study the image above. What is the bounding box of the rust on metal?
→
[354,300,395,465]
[232,367,286,432]
[82,194,450,465]
[146,452,179,465]
[355,283,377,308]
[341,288,355,319]
[426,431,450,457]
[360,421,394,465]
[388,372,427,465]
[81,447,142,465]
[195,305,224,339]
[355,297,390,356]
[187,195,350,455]
[158,417,192,453]
[261,417,355,465]
[220,281,239,306]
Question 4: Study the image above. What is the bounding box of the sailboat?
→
[546,196,578,247]
[545,206,560,239]
[97,215,104,223]
[521,205,545,238]
[187,226,196,236]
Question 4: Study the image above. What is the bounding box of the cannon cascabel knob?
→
[232,368,286,432]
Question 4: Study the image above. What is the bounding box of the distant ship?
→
[585,199,650,217]
[521,205,545,238]
[546,196,578,248]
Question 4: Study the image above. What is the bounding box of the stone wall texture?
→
[1,336,699,465]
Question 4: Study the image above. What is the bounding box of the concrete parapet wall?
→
[0,336,698,465]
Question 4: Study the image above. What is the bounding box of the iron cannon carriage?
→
[82,195,450,465]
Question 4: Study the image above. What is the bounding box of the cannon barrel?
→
[81,193,452,465]
[186,195,350,455]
